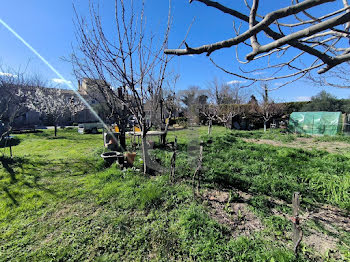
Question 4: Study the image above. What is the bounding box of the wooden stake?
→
[170,137,177,183]
[102,127,105,152]
[292,192,303,255]
[193,141,203,196]
[9,143,12,158]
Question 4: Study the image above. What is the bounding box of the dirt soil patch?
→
[202,189,264,237]
[301,205,350,256]
[202,188,349,258]
[243,137,350,153]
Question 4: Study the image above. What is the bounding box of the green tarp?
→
[288,112,343,136]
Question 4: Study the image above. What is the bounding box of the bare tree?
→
[26,88,85,136]
[259,84,285,132]
[208,78,246,105]
[200,103,217,134]
[165,0,350,88]
[70,0,172,174]
[198,78,248,130]
[218,104,245,128]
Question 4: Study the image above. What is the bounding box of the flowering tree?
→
[27,88,85,136]
[0,70,29,141]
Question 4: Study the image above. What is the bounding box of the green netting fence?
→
[288,112,343,136]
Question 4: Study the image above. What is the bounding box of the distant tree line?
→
[301,91,350,113]
[174,81,350,131]
[279,91,350,114]
[175,80,285,131]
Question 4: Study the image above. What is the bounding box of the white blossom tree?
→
[0,69,30,141]
[26,88,85,137]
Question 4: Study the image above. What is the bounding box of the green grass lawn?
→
[0,127,349,261]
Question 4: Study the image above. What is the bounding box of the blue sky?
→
[0,0,349,102]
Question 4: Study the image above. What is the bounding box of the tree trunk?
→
[141,134,151,175]
[160,125,166,146]
[119,132,126,151]
[161,133,166,146]
[208,119,212,135]
[54,125,57,137]
[141,122,151,175]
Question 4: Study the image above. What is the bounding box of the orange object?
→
[133,126,141,132]
[114,125,119,132]
[124,152,137,166]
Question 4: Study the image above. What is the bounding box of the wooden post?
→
[193,141,203,196]
[292,192,303,256]
[170,137,177,183]
[9,142,13,158]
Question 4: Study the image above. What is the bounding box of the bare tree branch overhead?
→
[307,61,350,87]
[165,0,350,87]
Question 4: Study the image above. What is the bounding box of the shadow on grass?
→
[46,136,67,140]
[0,155,101,206]
[31,131,60,138]
[12,129,42,134]
[0,137,21,148]
[1,156,53,205]
[31,132,101,141]
[3,187,18,205]
[0,156,17,183]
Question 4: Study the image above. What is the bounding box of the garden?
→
[0,127,349,261]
